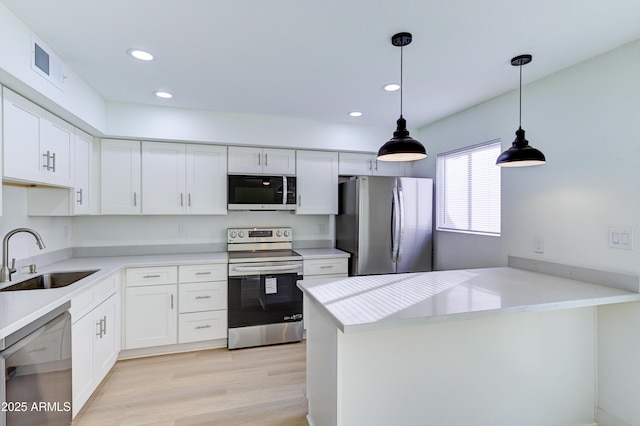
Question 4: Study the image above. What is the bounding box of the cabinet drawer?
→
[178,311,227,343]
[179,281,227,313]
[126,266,177,287]
[179,263,227,283]
[303,258,348,277]
[70,273,119,321]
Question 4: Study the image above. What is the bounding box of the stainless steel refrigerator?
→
[336,176,433,276]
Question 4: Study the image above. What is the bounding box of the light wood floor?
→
[73,341,308,426]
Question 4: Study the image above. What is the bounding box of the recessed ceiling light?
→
[383,83,400,92]
[349,111,362,117]
[128,49,154,61]
[154,91,173,99]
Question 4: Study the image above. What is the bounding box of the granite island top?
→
[298,266,640,333]
[0,252,228,341]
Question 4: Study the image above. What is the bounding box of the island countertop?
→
[297,266,640,333]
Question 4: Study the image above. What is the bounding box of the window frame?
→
[436,139,502,237]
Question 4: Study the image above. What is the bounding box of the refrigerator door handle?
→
[392,187,400,262]
[398,186,405,260]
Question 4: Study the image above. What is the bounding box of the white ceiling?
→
[3,0,640,129]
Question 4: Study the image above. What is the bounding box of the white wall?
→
[0,185,72,263]
[0,3,107,134]
[415,39,640,275]
[71,212,332,249]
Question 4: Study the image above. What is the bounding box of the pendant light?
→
[496,54,546,167]
[377,32,427,162]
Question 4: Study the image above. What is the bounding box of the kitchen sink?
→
[0,270,99,292]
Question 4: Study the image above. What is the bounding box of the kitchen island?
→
[298,265,640,426]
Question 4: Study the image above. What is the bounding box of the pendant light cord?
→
[518,63,522,128]
[400,44,404,117]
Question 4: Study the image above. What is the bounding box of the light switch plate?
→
[608,227,633,250]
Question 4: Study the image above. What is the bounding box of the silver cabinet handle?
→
[103,315,107,336]
[188,193,192,207]
[42,150,54,170]
[195,272,211,275]
[51,151,56,172]
[76,188,83,205]
[143,274,161,278]
[42,151,49,170]
[320,265,334,269]
[265,153,268,167]
[195,325,211,330]
[170,294,174,309]
[195,295,211,299]
[133,192,137,207]
[95,320,102,338]
[258,152,261,166]
[298,194,302,207]
[180,193,184,207]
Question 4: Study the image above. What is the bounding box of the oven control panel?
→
[227,227,292,243]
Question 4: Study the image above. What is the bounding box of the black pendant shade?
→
[377,32,427,162]
[495,127,546,167]
[377,116,426,161]
[496,54,546,167]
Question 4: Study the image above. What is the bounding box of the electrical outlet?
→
[63,225,70,240]
[608,227,633,250]
[318,223,325,234]
[534,236,544,254]
[178,224,187,238]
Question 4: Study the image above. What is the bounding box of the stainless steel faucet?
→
[1,228,46,282]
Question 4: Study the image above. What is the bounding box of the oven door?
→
[228,262,303,328]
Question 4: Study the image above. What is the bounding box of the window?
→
[436,140,501,235]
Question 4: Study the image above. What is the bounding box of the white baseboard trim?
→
[597,407,633,426]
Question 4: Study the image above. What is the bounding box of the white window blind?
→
[436,140,501,235]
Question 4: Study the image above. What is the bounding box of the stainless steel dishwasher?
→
[1,302,72,426]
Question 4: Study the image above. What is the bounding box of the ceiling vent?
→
[31,34,66,91]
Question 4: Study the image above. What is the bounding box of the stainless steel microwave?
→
[228,175,296,210]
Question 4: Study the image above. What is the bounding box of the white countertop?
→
[298,267,640,333]
[0,252,227,341]
[294,248,349,259]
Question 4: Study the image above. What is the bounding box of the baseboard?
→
[597,407,633,426]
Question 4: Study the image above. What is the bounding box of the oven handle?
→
[230,264,302,274]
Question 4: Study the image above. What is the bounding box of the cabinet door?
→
[93,294,118,381]
[338,152,374,176]
[141,142,186,214]
[100,139,141,214]
[262,148,296,175]
[296,150,338,214]
[43,113,74,187]
[2,87,46,183]
[228,146,262,174]
[71,309,96,417]
[186,144,227,214]
[373,159,411,177]
[73,128,93,214]
[125,284,177,349]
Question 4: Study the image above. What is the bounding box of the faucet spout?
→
[1,228,46,283]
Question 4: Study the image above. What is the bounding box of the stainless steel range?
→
[227,227,303,350]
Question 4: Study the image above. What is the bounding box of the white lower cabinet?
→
[302,257,348,331]
[71,273,120,418]
[125,284,178,349]
[124,264,227,351]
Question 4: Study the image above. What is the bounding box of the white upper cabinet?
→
[296,150,339,215]
[100,139,141,214]
[228,146,295,175]
[73,128,93,215]
[338,152,412,177]
[142,142,227,215]
[3,87,74,187]
[185,144,227,215]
